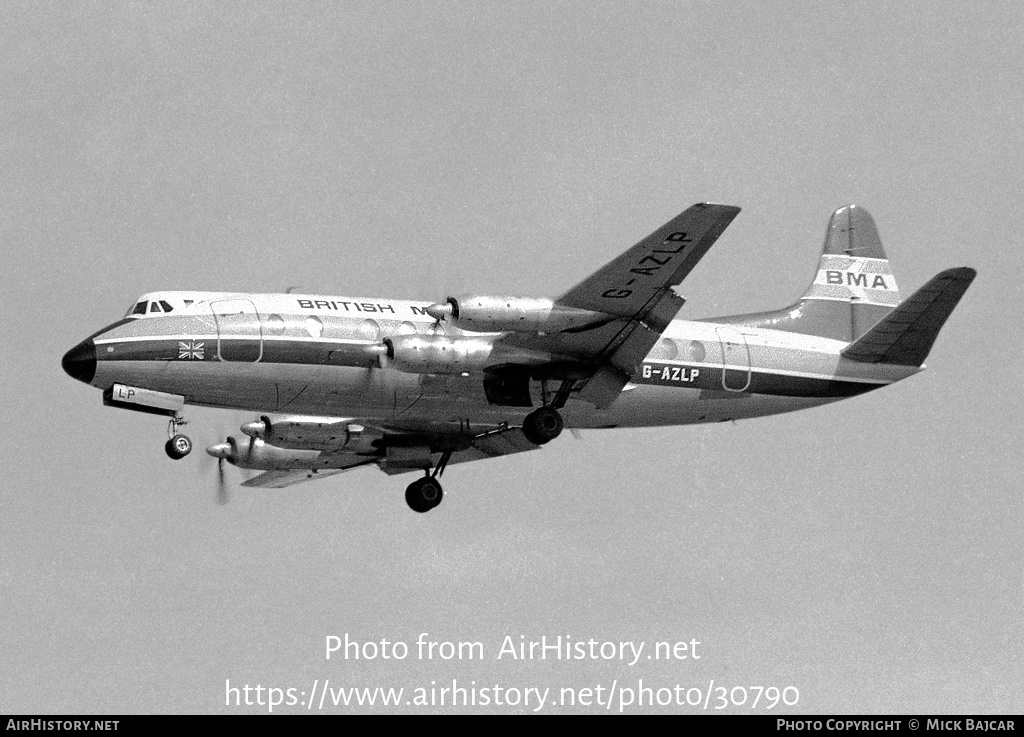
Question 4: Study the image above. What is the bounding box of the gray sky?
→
[2,1,1021,714]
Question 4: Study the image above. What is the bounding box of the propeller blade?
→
[206,437,236,505]
[216,458,229,505]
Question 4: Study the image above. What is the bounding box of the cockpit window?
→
[159,300,173,313]
[149,301,163,313]
[130,301,147,316]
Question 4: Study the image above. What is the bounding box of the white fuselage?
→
[84,291,917,433]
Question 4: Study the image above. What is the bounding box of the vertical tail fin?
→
[801,204,902,340]
[716,205,903,342]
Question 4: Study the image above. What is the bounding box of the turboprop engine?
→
[240,416,368,451]
[208,422,381,470]
[381,334,493,374]
[206,435,324,470]
[380,334,556,375]
[425,296,613,333]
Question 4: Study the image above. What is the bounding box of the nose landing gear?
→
[164,415,192,460]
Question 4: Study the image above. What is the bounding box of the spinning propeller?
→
[205,430,256,505]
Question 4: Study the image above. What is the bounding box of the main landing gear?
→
[164,415,192,460]
[521,378,569,445]
[404,399,566,512]
[522,406,564,445]
[405,450,452,513]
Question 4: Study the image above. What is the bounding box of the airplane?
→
[61,203,975,512]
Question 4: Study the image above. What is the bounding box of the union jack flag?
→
[178,341,205,360]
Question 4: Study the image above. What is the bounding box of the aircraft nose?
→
[61,339,97,384]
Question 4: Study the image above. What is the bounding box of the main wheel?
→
[165,434,192,460]
[522,406,563,445]
[405,477,444,513]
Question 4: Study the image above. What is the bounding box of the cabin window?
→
[305,316,324,338]
[264,314,286,335]
[358,319,380,341]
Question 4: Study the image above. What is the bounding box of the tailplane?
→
[841,267,975,366]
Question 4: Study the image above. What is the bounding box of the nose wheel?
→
[164,415,192,460]
[165,434,192,459]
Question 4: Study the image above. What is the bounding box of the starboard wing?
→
[239,424,541,486]
[378,428,541,475]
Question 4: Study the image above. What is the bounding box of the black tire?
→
[165,434,192,460]
[522,406,563,445]
[405,477,444,513]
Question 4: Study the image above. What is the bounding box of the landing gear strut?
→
[164,415,192,460]
[405,450,452,513]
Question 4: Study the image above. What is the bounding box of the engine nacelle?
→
[241,415,364,451]
[382,334,493,374]
[208,434,383,471]
[425,296,612,333]
[208,435,324,470]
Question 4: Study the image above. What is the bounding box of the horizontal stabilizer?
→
[841,267,976,366]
